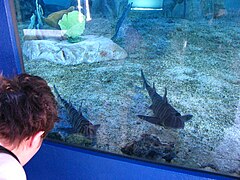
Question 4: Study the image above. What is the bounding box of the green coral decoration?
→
[58,10,86,43]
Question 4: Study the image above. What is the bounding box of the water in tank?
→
[13,0,240,177]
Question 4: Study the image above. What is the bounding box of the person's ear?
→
[29,131,45,148]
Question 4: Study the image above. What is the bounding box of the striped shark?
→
[138,70,193,129]
[54,86,100,139]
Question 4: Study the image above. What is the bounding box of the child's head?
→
[0,73,58,148]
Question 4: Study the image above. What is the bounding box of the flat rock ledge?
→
[22,35,128,65]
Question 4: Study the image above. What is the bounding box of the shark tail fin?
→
[141,69,152,90]
[141,69,147,88]
[53,85,62,101]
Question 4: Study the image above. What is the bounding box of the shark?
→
[53,85,100,140]
[137,70,193,129]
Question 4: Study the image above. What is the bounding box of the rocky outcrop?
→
[170,0,203,19]
[121,134,176,162]
[22,35,128,65]
[166,0,226,19]
[201,0,227,18]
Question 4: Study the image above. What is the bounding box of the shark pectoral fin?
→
[180,114,193,122]
[137,115,160,125]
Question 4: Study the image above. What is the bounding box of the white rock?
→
[22,35,128,65]
[212,124,240,173]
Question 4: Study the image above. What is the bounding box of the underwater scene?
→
[14,0,239,177]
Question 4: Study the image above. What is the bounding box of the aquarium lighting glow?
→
[85,0,92,21]
[183,40,187,48]
[131,7,162,11]
[77,0,83,22]
[77,0,82,12]
[77,0,91,21]
[129,0,163,9]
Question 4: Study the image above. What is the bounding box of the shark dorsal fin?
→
[163,87,168,103]
[153,82,156,92]
[78,102,83,114]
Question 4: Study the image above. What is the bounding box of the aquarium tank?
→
[13,0,239,177]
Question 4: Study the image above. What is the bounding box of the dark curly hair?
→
[0,73,58,147]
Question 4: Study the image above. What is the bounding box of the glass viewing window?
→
[12,0,240,178]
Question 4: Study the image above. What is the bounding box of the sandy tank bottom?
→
[21,14,240,177]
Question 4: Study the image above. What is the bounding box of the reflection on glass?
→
[14,0,239,177]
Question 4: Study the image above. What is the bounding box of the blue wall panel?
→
[0,0,23,77]
[24,140,234,180]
